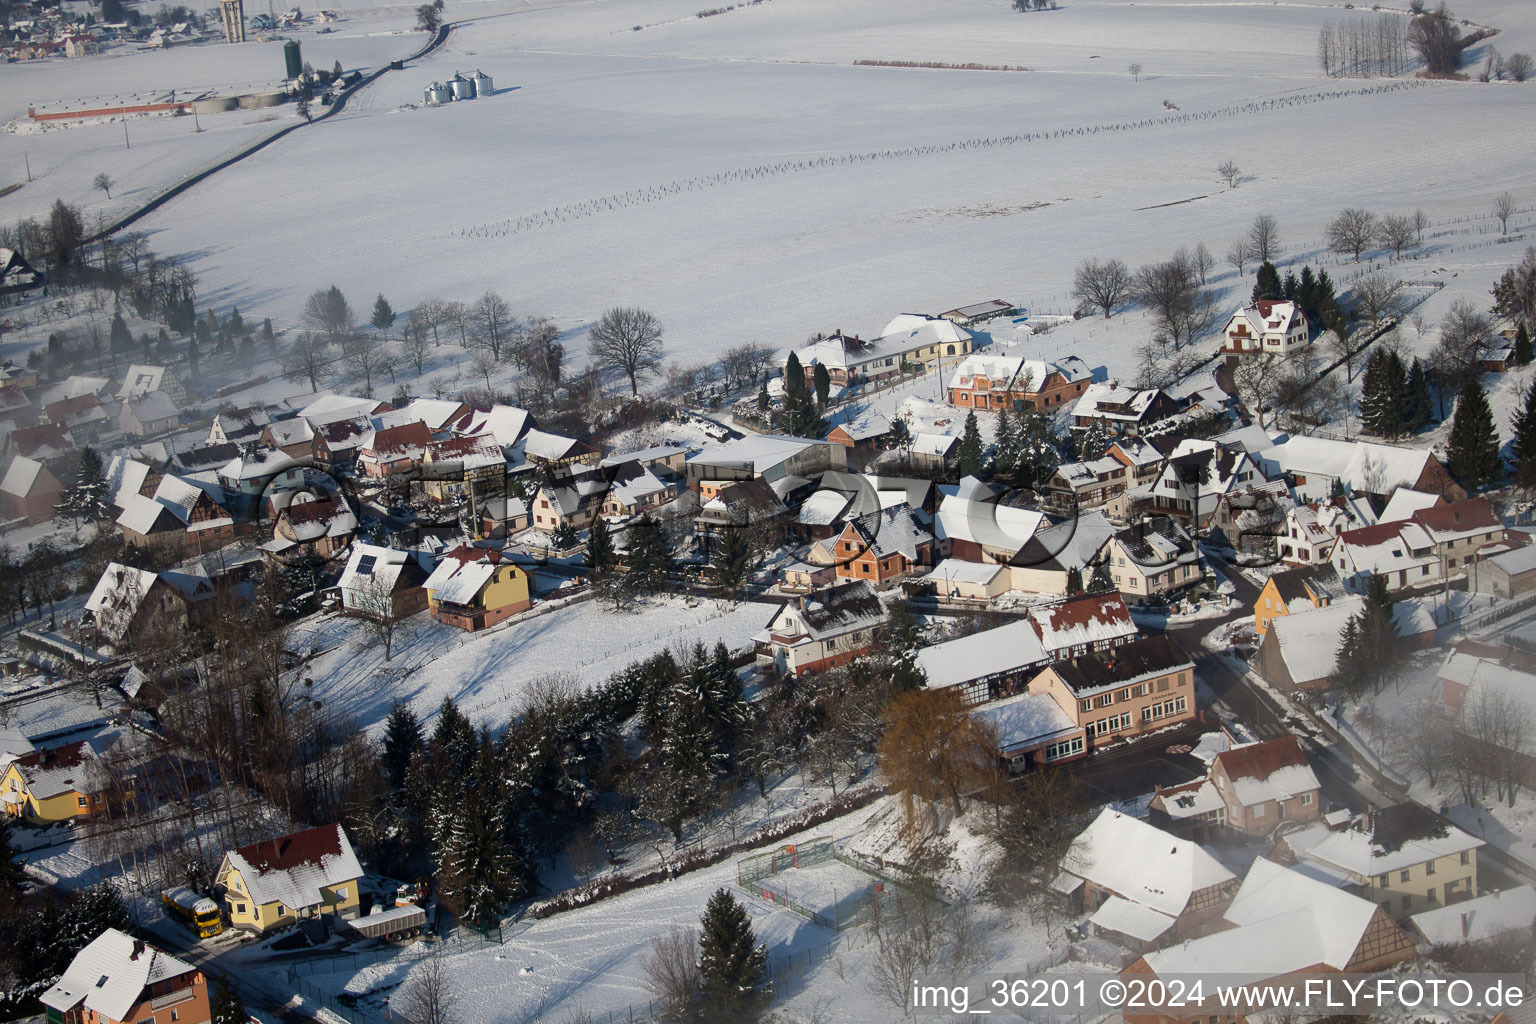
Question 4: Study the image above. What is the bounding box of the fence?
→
[1460,589,1536,635]
[736,837,906,932]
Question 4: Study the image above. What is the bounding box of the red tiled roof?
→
[367,421,432,456]
[232,822,344,876]
[1410,497,1500,534]
[1337,521,1405,547]
[1213,735,1309,782]
[1035,591,1133,637]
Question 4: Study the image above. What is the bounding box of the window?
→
[1300,792,1313,806]
[1400,869,1411,883]
[1119,688,1132,702]
[77,796,89,808]
[1401,895,1412,911]
[1460,851,1471,866]
[1425,861,1435,876]
[1377,874,1389,887]
[171,1011,180,1022]
[1253,803,1265,818]
[1043,737,1084,761]
[334,886,348,899]
[1097,694,1113,708]
[1079,699,1091,713]
[1157,678,1170,692]
[1427,887,1437,903]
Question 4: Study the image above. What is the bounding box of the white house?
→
[1221,299,1311,360]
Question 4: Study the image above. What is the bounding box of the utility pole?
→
[24,153,31,181]
[123,122,130,149]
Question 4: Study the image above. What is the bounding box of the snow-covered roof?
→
[1261,437,1437,497]
[7,738,105,801]
[40,929,198,1022]
[85,562,158,617]
[223,824,362,911]
[1144,905,1329,982]
[1410,885,1536,946]
[947,353,1089,393]
[1030,592,1138,655]
[450,404,534,448]
[1012,511,1118,572]
[688,434,825,473]
[521,428,591,463]
[1153,779,1224,820]
[935,494,1042,553]
[1485,543,1536,578]
[600,444,689,468]
[797,489,852,527]
[1062,809,1235,918]
[927,557,1006,587]
[424,553,500,605]
[1091,895,1176,942]
[266,418,315,447]
[298,392,383,425]
[767,581,885,641]
[219,447,298,482]
[910,432,957,457]
[1213,736,1320,808]
[843,504,929,561]
[970,690,1078,752]
[116,363,171,400]
[1264,595,1363,684]
[339,543,412,595]
[1284,805,1482,879]
[879,312,972,347]
[125,390,179,424]
[1222,856,1381,970]
[1072,381,1162,421]
[0,455,46,496]
[116,492,175,534]
[1228,299,1305,339]
[1380,488,1443,524]
[919,619,1049,689]
[377,398,464,432]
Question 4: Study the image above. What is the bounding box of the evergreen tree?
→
[698,888,769,1017]
[56,446,113,524]
[956,411,985,479]
[780,352,826,438]
[991,406,1019,481]
[586,515,616,577]
[187,335,200,378]
[210,979,246,1024]
[382,701,422,793]
[430,697,479,781]
[1252,261,1282,303]
[227,306,245,336]
[0,815,24,919]
[66,882,131,945]
[1296,265,1318,311]
[1405,357,1433,431]
[1359,348,1408,438]
[1089,558,1113,592]
[200,308,218,346]
[1338,574,1405,695]
[371,293,396,333]
[1281,269,1299,302]
[756,381,769,412]
[1511,375,1536,480]
[1065,566,1084,594]
[552,521,578,550]
[1516,322,1533,365]
[887,414,912,452]
[109,311,132,351]
[1446,378,1504,490]
[1075,418,1112,461]
[435,801,524,925]
[1335,614,1365,698]
[169,296,195,336]
[707,526,756,597]
[262,317,275,345]
[1314,268,1340,325]
[812,362,831,408]
[1014,411,1062,488]
[626,514,672,594]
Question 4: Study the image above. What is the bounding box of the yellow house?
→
[218,823,363,935]
[1253,566,1345,636]
[1,740,110,825]
[423,546,532,631]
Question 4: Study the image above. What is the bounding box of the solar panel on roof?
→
[356,555,376,576]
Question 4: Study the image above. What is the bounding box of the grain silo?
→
[447,72,475,100]
[471,69,493,97]
[424,81,451,105]
[283,40,302,80]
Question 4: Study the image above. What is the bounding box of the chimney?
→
[1461,911,1470,939]
[131,940,145,960]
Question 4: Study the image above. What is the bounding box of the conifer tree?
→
[1510,375,1536,480]
[992,406,1019,481]
[56,446,113,525]
[430,697,479,781]
[1405,357,1433,431]
[0,815,24,919]
[382,701,423,793]
[707,526,756,597]
[956,411,985,479]
[757,381,770,412]
[780,352,826,438]
[1515,322,1533,365]
[211,979,246,1024]
[435,801,523,925]
[586,515,616,577]
[1446,378,1504,490]
[1015,411,1062,488]
[109,311,132,351]
[1358,349,1407,438]
[262,317,276,345]
[698,888,769,1017]
[887,414,912,452]
[1075,418,1112,461]
[1065,566,1084,594]
[626,514,673,594]
[1089,558,1114,592]
[371,294,396,333]
[813,362,831,408]
[1296,265,1318,313]
[1252,261,1282,303]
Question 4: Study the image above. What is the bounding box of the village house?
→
[906,431,958,475]
[262,417,318,457]
[40,929,210,1024]
[825,418,891,461]
[694,477,789,542]
[1056,809,1239,952]
[686,435,846,498]
[918,619,1054,706]
[263,496,358,561]
[790,314,973,388]
[423,546,532,630]
[1409,885,1536,947]
[1103,517,1200,600]
[1220,299,1312,363]
[933,478,1044,563]
[1005,511,1118,596]
[517,428,600,470]
[1151,736,1323,841]
[116,475,235,553]
[1026,634,1197,748]
[1,738,112,824]
[971,688,1087,770]
[117,364,187,405]
[118,392,181,438]
[945,354,1092,411]
[1272,804,1482,919]
[420,434,507,503]
[830,504,932,586]
[44,393,111,442]
[355,421,434,477]
[1438,643,1536,785]
[1,455,63,525]
[0,248,45,296]
[207,405,271,445]
[598,458,678,519]
[531,471,611,535]
[925,558,1012,602]
[1143,439,1260,528]
[755,580,887,676]
[1121,857,1416,1023]
[1275,495,1375,566]
[338,543,430,619]
[1070,382,1180,437]
[1253,595,1362,691]
[446,403,537,450]
[216,448,301,509]
[1470,543,1536,598]
[1210,478,1293,556]
[6,422,74,466]
[310,416,373,472]
[1253,565,1347,636]
[85,562,215,645]
[376,398,471,435]
[1328,497,1506,594]
[1257,435,1465,502]
[217,823,364,935]
[1031,590,1140,660]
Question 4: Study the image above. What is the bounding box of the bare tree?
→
[1493,191,1518,236]
[397,951,460,1024]
[1134,252,1217,347]
[414,298,447,345]
[879,689,997,837]
[588,307,665,396]
[118,231,150,274]
[472,291,515,360]
[344,334,390,398]
[1232,352,1284,428]
[302,285,353,341]
[1217,160,1240,188]
[350,568,410,661]
[1413,208,1430,243]
[1433,298,1492,404]
[564,828,604,885]
[1409,3,1463,75]
[1247,214,1281,263]
[403,319,433,375]
[643,925,700,1021]
[1192,243,1215,284]
[1071,258,1132,319]
[1326,208,1379,262]
[281,331,334,393]
[1272,347,1342,433]
[443,299,472,347]
[1128,62,1142,81]
[1393,696,1451,787]
[1351,274,1405,325]
[1509,52,1533,81]
[1226,238,1252,277]
[469,349,499,394]
[1377,212,1417,258]
[93,173,114,200]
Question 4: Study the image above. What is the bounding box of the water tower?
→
[284,39,302,79]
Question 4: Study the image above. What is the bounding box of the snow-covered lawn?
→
[290,593,772,734]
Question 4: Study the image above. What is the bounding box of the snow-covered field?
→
[5,0,1531,393]
[290,593,770,734]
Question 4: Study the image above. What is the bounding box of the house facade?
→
[1,455,63,524]
[1026,634,1197,748]
[1152,736,1323,839]
[423,547,532,631]
[1221,299,1312,362]
[945,354,1092,411]
[41,929,210,1024]
[1,740,110,824]
[218,823,364,935]
[754,581,886,676]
